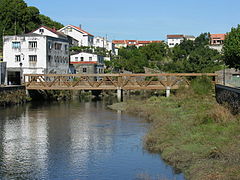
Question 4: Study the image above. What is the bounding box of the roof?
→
[167,35,184,39]
[113,40,162,45]
[70,61,97,64]
[67,25,94,37]
[210,34,226,40]
[138,40,162,44]
[112,40,126,44]
[30,25,67,37]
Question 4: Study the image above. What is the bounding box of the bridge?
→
[24,73,217,99]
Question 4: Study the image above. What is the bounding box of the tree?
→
[39,14,63,30]
[223,25,240,69]
[0,0,63,50]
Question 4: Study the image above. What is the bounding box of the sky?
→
[24,0,240,41]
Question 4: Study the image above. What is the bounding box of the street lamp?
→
[20,53,24,84]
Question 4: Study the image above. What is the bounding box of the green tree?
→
[223,25,240,69]
[39,14,63,30]
[0,0,63,50]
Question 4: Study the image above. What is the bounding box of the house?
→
[112,40,128,49]
[112,40,163,48]
[138,40,162,47]
[210,34,226,45]
[3,26,70,85]
[167,34,195,48]
[58,25,94,47]
[93,36,116,55]
[209,33,226,52]
[70,52,104,74]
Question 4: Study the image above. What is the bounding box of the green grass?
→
[123,82,240,180]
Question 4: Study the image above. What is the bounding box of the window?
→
[55,43,62,50]
[65,45,68,53]
[89,57,92,61]
[12,42,21,49]
[83,68,87,73]
[39,29,44,33]
[29,41,37,49]
[48,42,52,50]
[81,57,84,61]
[15,55,21,62]
[75,57,78,61]
[96,39,100,43]
[48,55,51,62]
[29,55,37,62]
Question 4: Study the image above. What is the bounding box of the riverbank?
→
[0,86,29,106]
[109,81,240,180]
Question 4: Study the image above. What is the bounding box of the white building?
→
[70,52,104,74]
[167,35,195,48]
[58,25,94,47]
[93,36,115,54]
[3,26,70,84]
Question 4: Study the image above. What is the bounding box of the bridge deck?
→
[24,73,217,90]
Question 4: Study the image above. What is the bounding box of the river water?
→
[0,99,185,180]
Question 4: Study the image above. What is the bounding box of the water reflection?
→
[0,100,185,180]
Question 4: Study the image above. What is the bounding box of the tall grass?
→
[123,77,240,180]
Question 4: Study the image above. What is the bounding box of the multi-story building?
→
[93,36,115,55]
[3,26,70,85]
[209,33,226,52]
[210,34,226,45]
[167,34,195,48]
[58,25,94,47]
[70,52,104,74]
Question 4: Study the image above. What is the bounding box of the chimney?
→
[79,24,82,29]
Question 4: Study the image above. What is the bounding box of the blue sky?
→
[24,0,239,41]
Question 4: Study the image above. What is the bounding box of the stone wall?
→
[215,84,240,114]
[0,86,28,106]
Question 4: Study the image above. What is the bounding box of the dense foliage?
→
[108,33,223,73]
[223,25,240,69]
[0,0,63,50]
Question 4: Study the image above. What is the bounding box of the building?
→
[93,36,115,55]
[58,25,94,47]
[112,40,162,48]
[167,35,195,48]
[3,26,70,85]
[209,34,226,52]
[70,52,104,74]
[137,40,162,47]
[210,34,226,45]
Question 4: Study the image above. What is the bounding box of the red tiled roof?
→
[113,40,162,45]
[70,25,94,37]
[112,40,126,44]
[167,35,184,38]
[210,34,226,40]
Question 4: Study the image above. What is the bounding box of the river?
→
[0,99,185,180]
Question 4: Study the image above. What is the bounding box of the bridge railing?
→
[24,73,218,90]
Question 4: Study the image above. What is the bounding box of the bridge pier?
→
[117,88,123,102]
[166,86,171,97]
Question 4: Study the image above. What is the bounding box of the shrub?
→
[190,76,213,95]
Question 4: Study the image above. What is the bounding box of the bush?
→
[190,76,213,95]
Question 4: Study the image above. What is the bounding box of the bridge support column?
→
[166,86,171,97]
[117,88,123,102]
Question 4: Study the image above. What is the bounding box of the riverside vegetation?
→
[109,77,240,180]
